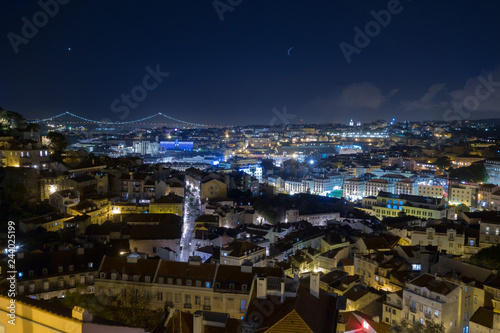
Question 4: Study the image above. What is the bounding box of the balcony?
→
[425,312,432,319]
[203,305,211,311]
[184,303,192,309]
[410,307,417,313]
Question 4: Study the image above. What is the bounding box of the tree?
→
[0,168,28,215]
[449,164,489,183]
[469,244,500,269]
[0,107,26,130]
[391,320,445,333]
[47,132,68,151]
[64,285,163,332]
[114,286,164,331]
[435,156,451,169]
[47,132,68,162]
[455,204,470,214]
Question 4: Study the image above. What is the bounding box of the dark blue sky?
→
[1,0,500,125]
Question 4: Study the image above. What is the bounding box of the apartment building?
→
[478,184,500,209]
[410,227,465,255]
[449,184,479,208]
[95,256,284,319]
[382,290,404,327]
[395,178,418,195]
[364,179,395,197]
[119,173,167,201]
[149,194,183,215]
[201,178,227,200]
[343,177,366,201]
[370,192,455,220]
[0,141,51,168]
[479,219,500,246]
[485,159,500,186]
[354,250,409,292]
[220,240,266,266]
[418,185,445,198]
[11,247,109,300]
[403,273,481,333]
[19,212,70,233]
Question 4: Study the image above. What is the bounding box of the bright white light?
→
[309,160,314,165]
[49,185,57,194]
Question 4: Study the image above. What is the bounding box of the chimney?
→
[193,311,203,333]
[256,277,267,299]
[310,273,320,299]
[293,269,299,282]
[280,280,285,304]
[72,306,93,322]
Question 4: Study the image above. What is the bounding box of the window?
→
[88,262,93,268]
[157,292,163,301]
[195,296,201,305]
[435,310,439,318]
[58,266,63,273]
[241,299,247,310]
[69,265,74,272]
[206,281,211,288]
[412,264,421,271]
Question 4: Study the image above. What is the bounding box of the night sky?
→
[1,1,500,126]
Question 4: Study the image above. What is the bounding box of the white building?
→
[133,141,159,155]
[403,273,483,333]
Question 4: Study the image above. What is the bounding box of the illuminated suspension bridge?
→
[27,111,215,127]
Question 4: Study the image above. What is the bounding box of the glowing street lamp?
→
[49,185,57,194]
